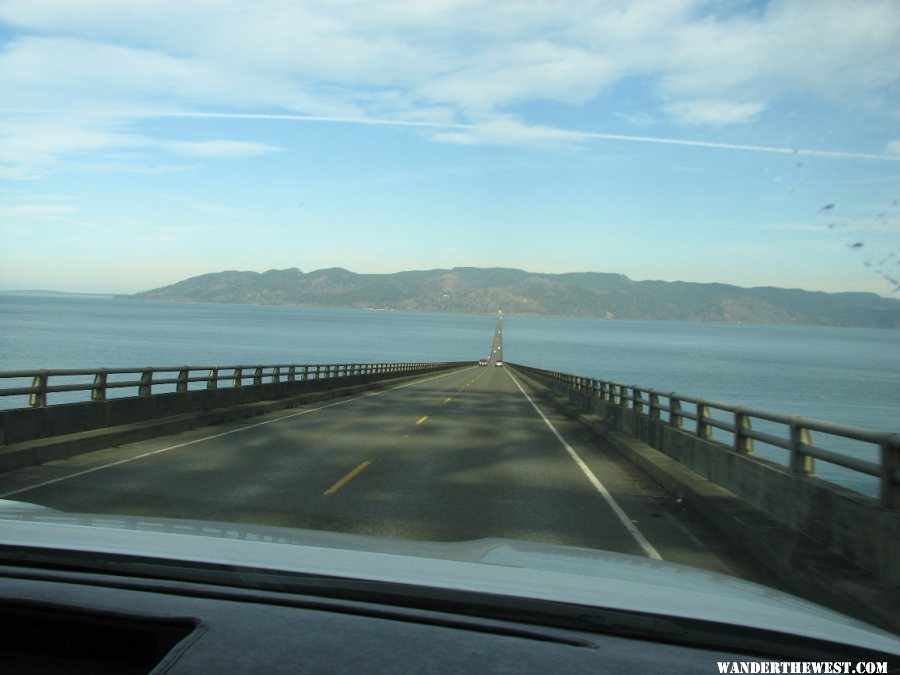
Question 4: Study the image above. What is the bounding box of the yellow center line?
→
[444,397,452,403]
[324,460,371,495]
[415,415,428,425]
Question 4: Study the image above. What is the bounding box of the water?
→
[1,293,897,496]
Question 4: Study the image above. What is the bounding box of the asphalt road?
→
[0,364,780,585]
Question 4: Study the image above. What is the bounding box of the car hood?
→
[0,499,897,654]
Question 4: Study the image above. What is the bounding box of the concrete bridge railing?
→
[0,361,466,448]
[511,363,900,590]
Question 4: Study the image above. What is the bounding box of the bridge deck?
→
[0,365,779,588]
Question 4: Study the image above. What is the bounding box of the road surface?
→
[0,364,781,586]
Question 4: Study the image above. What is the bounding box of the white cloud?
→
[418,40,619,114]
[663,100,765,126]
[0,116,144,177]
[0,113,280,177]
[0,0,898,167]
[431,116,581,148]
[161,140,281,158]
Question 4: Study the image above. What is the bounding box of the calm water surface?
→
[2,293,897,494]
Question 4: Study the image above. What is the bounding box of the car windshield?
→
[1,0,899,645]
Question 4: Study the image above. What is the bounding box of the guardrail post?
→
[288,366,296,383]
[92,370,108,401]
[232,368,243,388]
[696,400,712,438]
[253,367,263,386]
[177,368,189,393]
[29,371,48,408]
[273,366,281,383]
[734,410,753,454]
[139,369,152,397]
[648,392,660,420]
[619,385,629,408]
[600,381,609,402]
[207,368,218,389]
[789,418,814,475]
[632,387,643,414]
[669,395,683,428]
[880,438,900,510]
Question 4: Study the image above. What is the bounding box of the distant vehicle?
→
[495,361,503,367]
[478,359,488,366]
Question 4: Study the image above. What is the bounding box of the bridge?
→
[0,323,898,634]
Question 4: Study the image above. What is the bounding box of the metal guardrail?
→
[0,362,458,409]
[513,364,900,510]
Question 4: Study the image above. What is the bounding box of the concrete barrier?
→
[0,364,463,471]
[508,365,900,632]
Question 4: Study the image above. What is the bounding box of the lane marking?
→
[0,366,476,499]
[415,416,428,426]
[324,461,371,495]
[443,397,452,404]
[504,369,663,561]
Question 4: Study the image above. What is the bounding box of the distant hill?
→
[121,267,900,328]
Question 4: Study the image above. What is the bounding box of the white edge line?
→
[0,366,475,499]
[504,369,663,561]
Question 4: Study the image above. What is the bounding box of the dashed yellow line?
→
[444,397,452,403]
[324,461,371,495]
[415,415,429,426]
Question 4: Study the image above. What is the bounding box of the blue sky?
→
[1,0,899,295]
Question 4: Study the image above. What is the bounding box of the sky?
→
[1,0,899,295]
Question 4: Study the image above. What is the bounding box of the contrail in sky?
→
[573,130,897,162]
[3,108,899,162]
[153,111,900,161]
